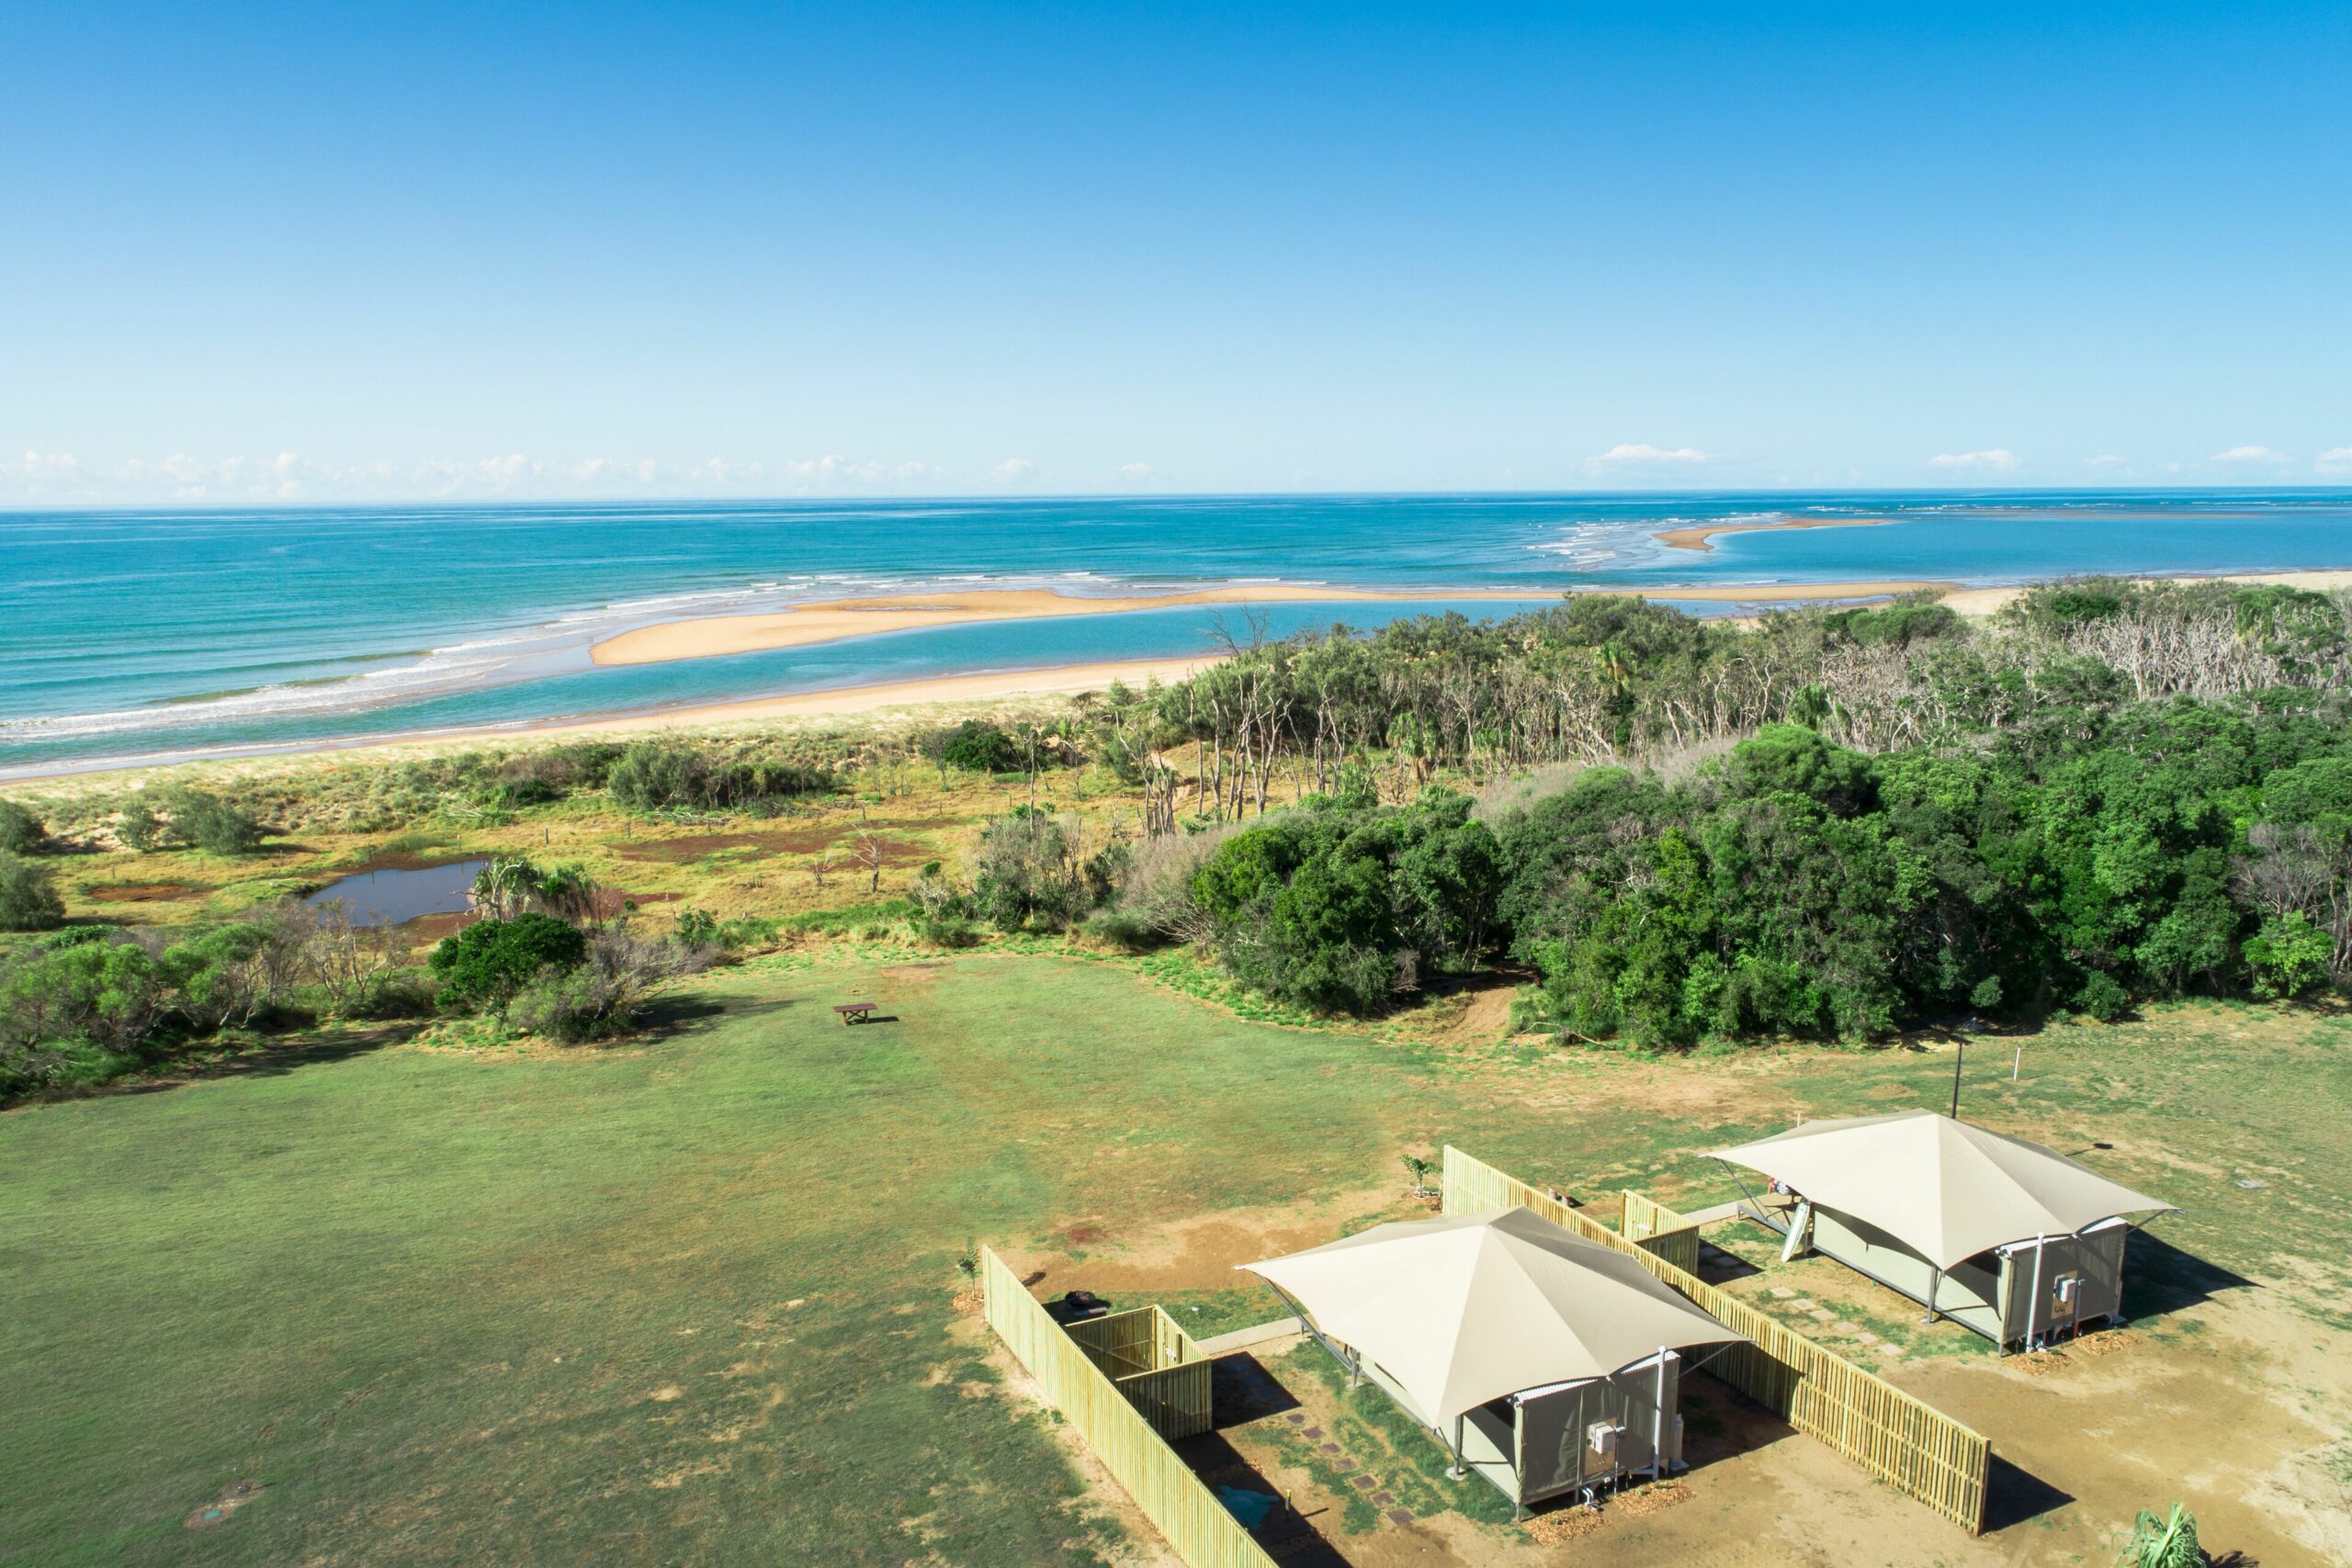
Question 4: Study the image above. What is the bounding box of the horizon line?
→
[6,480,2352,515]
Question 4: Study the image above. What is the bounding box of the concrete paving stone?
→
[1386,1509,1415,1527]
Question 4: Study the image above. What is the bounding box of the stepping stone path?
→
[1808,1308,1835,1321]
[1318,1442,1340,1455]
[1791,1298,1817,1311]
[1371,1492,1396,1506]
[1387,1509,1415,1527]
[1770,1287,1795,1299]
[1352,1475,1377,1491]
[1834,1321,1860,1334]
[1856,1331,1880,1345]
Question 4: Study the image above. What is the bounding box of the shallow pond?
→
[304,859,488,926]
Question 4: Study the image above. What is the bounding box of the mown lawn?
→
[4,955,2346,1565]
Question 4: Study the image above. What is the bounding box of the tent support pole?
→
[1447,1416,1468,1480]
[1652,1346,1668,1482]
[2024,1233,2047,1351]
[1715,1158,1773,1226]
[1921,1266,1941,1325]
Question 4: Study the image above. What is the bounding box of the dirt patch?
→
[615,831,793,864]
[1408,971,1527,1047]
[184,1480,263,1529]
[593,889,682,919]
[84,881,205,903]
[1009,1182,1411,1295]
[397,912,473,943]
[330,851,471,875]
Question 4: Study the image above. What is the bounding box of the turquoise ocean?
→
[5,490,2350,773]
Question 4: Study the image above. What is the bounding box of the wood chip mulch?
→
[1612,1478,1691,1518]
[1525,1506,1604,1546]
[2073,1327,2143,1358]
[950,1288,984,1315]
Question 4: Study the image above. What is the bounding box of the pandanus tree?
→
[469,857,546,920]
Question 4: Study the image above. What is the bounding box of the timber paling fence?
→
[1445,1147,1992,1534]
[980,1247,1276,1568]
[1619,1190,1704,1272]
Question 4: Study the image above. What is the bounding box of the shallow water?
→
[304,860,488,927]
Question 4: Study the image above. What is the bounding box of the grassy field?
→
[6,949,2349,1565]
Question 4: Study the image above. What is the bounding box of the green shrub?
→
[115,787,266,856]
[0,852,65,931]
[118,798,164,853]
[506,965,630,1042]
[927,720,1023,774]
[968,808,1118,932]
[1190,787,1500,1015]
[426,914,587,1012]
[2075,972,2132,1022]
[605,740,831,812]
[2244,912,2332,999]
[0,800,45,853]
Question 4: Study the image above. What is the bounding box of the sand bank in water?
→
[587,581,1956,667]
[1654,515,1897,552]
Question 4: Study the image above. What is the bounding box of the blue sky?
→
[5,3,2347,502]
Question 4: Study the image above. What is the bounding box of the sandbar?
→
[588,581,1958,668]
[1655,514,1897,552]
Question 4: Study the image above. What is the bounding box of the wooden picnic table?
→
[832,1002,877,1025]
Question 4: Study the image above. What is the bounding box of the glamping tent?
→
[1712,1111,2176,1349]
[1242,1207,1745,1516]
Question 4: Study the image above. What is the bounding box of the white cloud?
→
[1586,443,1712,469]
[2211,445,2290,465]
[0,447,933,502]
[990,457,1037,484]
[1117,462,1153,479]
[1928,448,2022,473]
[2083,454,2129,470]
[2317,446,2352,475]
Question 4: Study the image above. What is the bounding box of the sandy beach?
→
[3,658,1226,785]
[588,581,1956,667]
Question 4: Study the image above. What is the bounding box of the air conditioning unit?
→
[1586,1421,1623,1458]
[2053,1273,2082,1306]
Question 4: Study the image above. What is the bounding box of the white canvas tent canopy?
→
[1712,1110,2176,1348]
[1241,1207,1745,1513]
